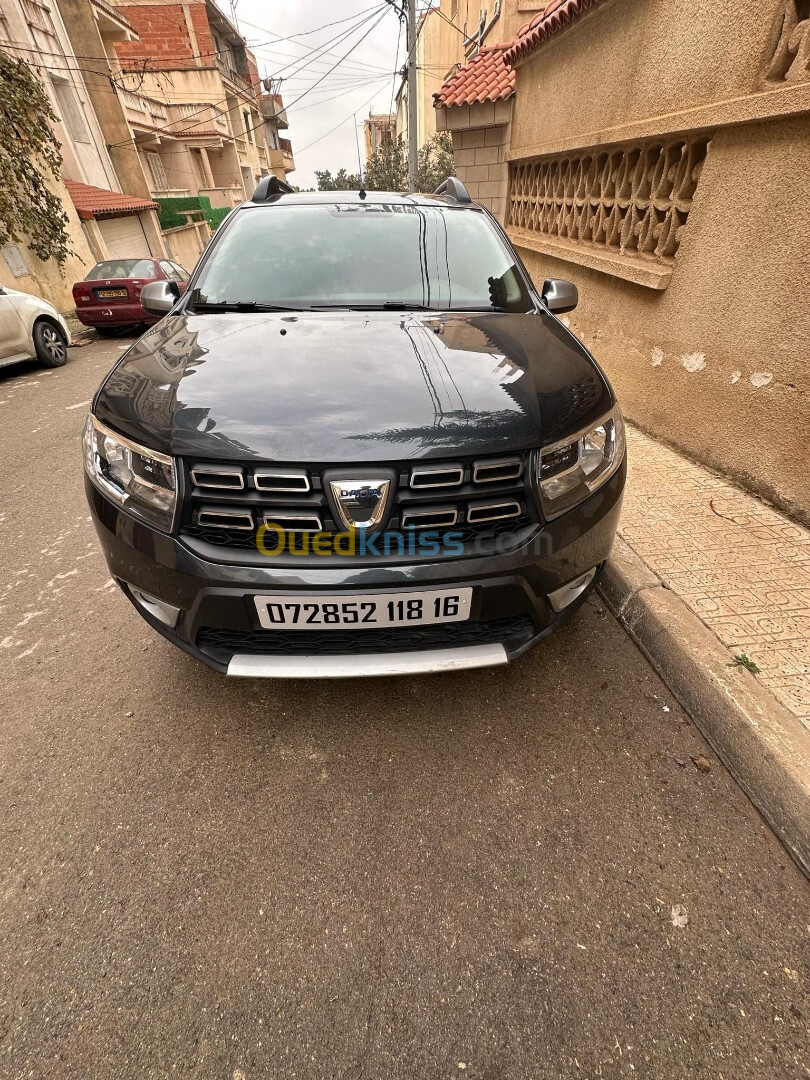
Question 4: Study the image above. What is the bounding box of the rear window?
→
[192,203,532,312]
[86,260,156,280]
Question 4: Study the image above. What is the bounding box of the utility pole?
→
[354,112,363,184]
[406,0,418,192]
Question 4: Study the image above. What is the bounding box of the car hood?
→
[94,310,613,462]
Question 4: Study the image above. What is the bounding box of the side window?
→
[171,262,190,282]
[160,260,180,281]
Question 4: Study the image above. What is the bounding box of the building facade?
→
[0,0,165,307]
[435,0,810,522]
[397,0,525,149]
[109,0,294,206]
[364,112,396,160]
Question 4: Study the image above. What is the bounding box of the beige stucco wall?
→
[0,180,96,313]
[506,0,810,522]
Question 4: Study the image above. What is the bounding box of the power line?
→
[112,5,393,163]
[105,5,388,150]
[297,83,391,155]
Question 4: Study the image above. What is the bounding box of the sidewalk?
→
[600,424,810,873]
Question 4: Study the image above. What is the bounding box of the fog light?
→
[130,587,181,628]
[547,567,598,612]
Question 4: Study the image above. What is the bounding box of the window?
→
[50,75,91,144]
[243,110,254,144]
[86,260,156,280]
[191,148,207,188]
[170,262,190,282]
[144,151,168,191]
[159,260,182,281]
[192,203,533,312]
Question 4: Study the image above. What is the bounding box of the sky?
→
[228,1,406,188]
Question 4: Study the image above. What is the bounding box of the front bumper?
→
[86,465,624,677]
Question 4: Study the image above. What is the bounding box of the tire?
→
[95,326,121,338]
[33,320,68,367]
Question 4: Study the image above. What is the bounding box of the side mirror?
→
[541,278,578,314]
[140,280,178,317]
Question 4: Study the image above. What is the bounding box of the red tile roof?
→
[505,0,606,65]
[64,179,158,220]
[433,44,516,108]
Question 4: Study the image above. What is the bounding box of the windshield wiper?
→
[310,302,436,311]
[189,300,304,313]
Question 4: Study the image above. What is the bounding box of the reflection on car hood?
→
[93,310,612,462]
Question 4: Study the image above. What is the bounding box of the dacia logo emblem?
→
[329,478,391,531]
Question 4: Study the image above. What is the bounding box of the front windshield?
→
[191,202,533,312]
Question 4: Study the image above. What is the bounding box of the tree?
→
[315,167,362,191]
[362,132,455,193]
[363,139,407,192]
[417,131,456,194]
[313,131,457,196]
[0,53,73,264]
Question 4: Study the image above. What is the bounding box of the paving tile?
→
[620,426,810,729]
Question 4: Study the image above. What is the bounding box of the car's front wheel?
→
[33,320,68,367]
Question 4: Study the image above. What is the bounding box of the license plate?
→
[96,288,128,299]
[255,588,472,630]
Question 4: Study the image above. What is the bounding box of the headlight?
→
[83,414,177,531]
[537,405,625,519]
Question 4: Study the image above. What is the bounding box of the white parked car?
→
[0,285,71,370]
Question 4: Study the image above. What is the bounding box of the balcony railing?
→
[198,185,243,208]
[267,147,285,173]
[122,89,169,125]
[150,187,191,198]
[216,55,250,89]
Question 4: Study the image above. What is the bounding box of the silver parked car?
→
[0,285,71,370]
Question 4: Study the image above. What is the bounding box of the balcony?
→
[216,55,251,92]
[171,103,232,138]
[260,94,288,130]
[198,185,243,208]
[279,137,295,174]
[122,89,169,127]
[267,147,285,174]
[150,187,191,199]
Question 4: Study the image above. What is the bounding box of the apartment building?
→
[260,93,295,183]
[364,112,396,160]
[109,0,294,205]
[0,0,165,307]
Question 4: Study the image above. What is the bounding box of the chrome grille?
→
[254,469,310,493]
[181,451,537,555]
[190,465,245,490]
[197,507,254,531]
[410,464,465,489]
[466,501,522,525]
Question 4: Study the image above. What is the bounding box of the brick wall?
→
[115,1,214,69]
[451,125,510,222]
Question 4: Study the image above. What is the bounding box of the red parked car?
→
[72,258,190,334]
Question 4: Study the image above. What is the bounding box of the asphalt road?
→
[0,338,808,1080]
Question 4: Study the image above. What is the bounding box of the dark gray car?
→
[83,178,625,678]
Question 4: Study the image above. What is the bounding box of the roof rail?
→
[433,176,472,204]
[252,176,294,202]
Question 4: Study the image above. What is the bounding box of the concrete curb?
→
[599,537,810,876]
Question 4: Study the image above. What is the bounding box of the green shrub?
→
[155,196,212,230]
[205,207,231,230]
